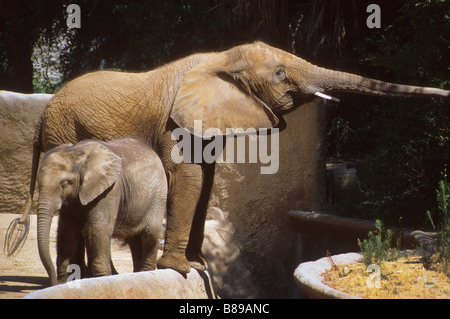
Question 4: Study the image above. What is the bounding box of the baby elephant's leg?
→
[127,236,143,272]
[56,213,86,283]
[140,231,160,271]
[84,229,113,277]
[140,214,164,271]
[83,205,117,277]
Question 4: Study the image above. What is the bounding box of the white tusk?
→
[314,92,340,102]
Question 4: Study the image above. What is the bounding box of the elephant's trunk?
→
[307,63,449,98]
[37,200,58,286]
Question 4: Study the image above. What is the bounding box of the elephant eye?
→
[274,67,286,80]
[61,180,73,189]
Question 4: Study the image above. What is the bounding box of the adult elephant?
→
[17,42,448,274]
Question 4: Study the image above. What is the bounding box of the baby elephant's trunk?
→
[37,201,57,286]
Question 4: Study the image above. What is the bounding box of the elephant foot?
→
[157,254,191,274]
[189,261,207,271]
[187,253,208,271]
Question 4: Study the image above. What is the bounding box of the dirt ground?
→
[0,214,134,299]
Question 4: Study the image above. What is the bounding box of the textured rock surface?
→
[23,268,209,299]
[293,252,362,299]
[0,91,53,215]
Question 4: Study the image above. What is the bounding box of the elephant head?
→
[171,42,448,137]
[36,141,122,285]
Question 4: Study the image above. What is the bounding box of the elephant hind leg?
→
[140,234,159,271]
[127,236,143,272]
[127,233,159,272]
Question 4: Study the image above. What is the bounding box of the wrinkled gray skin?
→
[36,138,167,285]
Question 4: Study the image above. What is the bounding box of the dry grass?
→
[323,254,450,299]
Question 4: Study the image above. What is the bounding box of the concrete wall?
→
[0,91,53,215]
[204,99,327,298]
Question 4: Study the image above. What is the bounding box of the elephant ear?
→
[79,143,122,206]
[171,52,279,137]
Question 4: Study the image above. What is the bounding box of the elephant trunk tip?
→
[389,84,450,98]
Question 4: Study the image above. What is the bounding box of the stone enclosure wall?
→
[0,91,327,298]
[0,91,53,215]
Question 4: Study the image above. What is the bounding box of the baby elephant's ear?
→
[79,144,122,206]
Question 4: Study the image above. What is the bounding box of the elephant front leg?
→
[157,162,203,274]
[84,230,113,277]
[83,215,116,277]
[56,214,87,284]
[186,161,215,271]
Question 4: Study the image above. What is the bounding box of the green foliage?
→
[59,1,226,80]
[427,170,450,275]
[327,0,450,227]
[32,80,65,95]
[1,0,374,92]
[358,220,397,266]
[0,0,64,92]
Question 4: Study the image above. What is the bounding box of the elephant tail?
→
[21,116,43,222]
[4,117,43,256]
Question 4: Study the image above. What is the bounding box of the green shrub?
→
[426,170,450,276]
[358,219,397,266]
[326,0,450,228]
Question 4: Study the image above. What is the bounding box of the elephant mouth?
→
[277,101,293,111]
[275,92,295,111]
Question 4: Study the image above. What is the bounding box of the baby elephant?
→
[36,138,167,285]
